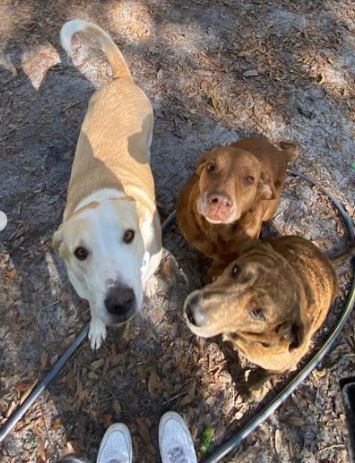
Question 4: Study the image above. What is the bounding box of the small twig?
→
[319,444,346,453]
[163,391,187,405]
[38,300,59,313]
[208,359,227,373]
[39,396,53,448]
[61,100,83,112]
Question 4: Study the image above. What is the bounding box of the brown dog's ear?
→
[258,171,276,200]
[52,224,64,253]
[195,154,209,176]
[277,321,305,352]
[279,141,300,162]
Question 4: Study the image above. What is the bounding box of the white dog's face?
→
[53,198,146,326]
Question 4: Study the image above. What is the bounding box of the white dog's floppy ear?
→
[52,224,64,253]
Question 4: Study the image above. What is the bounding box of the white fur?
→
[59,195,160,349]
[60,19,89,56]
[73,188,126,212]
[60,19,121,62]
[89,317,107,350]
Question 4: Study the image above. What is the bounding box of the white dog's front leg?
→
[88,317,107,350]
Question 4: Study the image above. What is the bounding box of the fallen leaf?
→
[40,351,49,369]
[136,417,151,446]
[88,371,99,380]
[243,69,259,77]
[37,438,46,462]
[89,358,105,371]
[52,418,62,429]
[210,95,218,110]
[275,429,282,455]
[113,399,121,415]
[148,369,160,394]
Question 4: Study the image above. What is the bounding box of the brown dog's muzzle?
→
[198,191,237,224]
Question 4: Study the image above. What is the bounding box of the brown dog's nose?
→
[185,293,205,327]
[105,284,135,321]
[207,192,232,208]
[204,192,233,223]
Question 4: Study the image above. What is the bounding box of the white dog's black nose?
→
[105,284,135,321]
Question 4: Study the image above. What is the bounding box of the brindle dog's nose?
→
[105,284,135,321]
[207,192,232,208]
[184,293,205,327]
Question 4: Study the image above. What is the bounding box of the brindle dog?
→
[184,236,354,399]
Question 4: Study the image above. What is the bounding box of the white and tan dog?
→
[53,20,162,349]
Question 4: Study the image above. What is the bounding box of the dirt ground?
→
[0,0,354,462]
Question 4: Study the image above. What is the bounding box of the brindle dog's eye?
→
[231,264,240,277]
[74,246,89,261]
[123,229,135,244]
[245,175,255,185]
[250,308,266,321]
[207,161,216,172]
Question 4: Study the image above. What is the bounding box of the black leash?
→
[0,211,175,444]
[202,170,355,462]
[0,174,354,462]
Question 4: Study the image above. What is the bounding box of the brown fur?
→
[59,20,155,223]
[176,138,298,267]
[184,236,340,397]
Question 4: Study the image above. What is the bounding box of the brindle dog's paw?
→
[240,369,274,402]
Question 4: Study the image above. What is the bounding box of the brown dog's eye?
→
[207,161,216,172]
[74,246,89,261]
[231,264,240,278]
[250,308,265,321]
[123,229,135,244]
[245,175,255,185]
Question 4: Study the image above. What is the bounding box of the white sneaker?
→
[96,423,132,463]
[159,412,197,463]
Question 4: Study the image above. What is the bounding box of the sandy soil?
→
[0,0,354,462]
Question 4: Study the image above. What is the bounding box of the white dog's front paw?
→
[88,318,107,350]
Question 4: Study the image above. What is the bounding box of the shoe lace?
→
[167,446,188,463]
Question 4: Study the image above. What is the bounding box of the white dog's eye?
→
[74,246,89,261]
[123,229,135,244]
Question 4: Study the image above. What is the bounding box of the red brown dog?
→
[177,138,298,271]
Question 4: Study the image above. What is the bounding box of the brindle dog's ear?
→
[52,224,64,253]
[258,171,276,200]
[238,239,274,256]
[277,320,305,352]
[289,322,305,351]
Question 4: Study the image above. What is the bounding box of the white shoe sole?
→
[96,423,132,463]
[159,411,197,463]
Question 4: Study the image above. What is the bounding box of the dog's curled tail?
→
[60,19,132,80]
[279,141,300,162]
